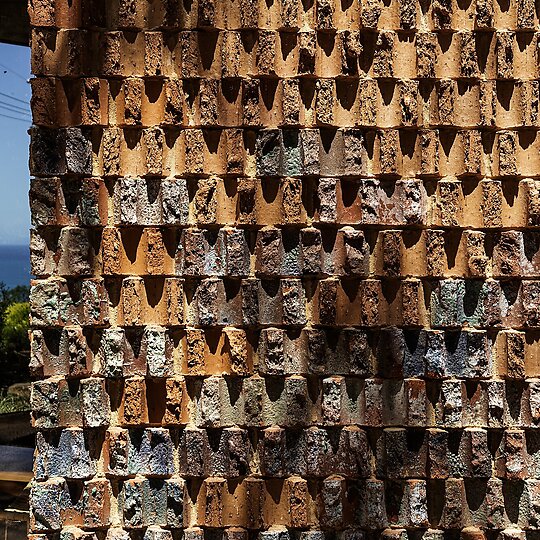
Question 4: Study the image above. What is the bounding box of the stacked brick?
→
[27,0,540,540]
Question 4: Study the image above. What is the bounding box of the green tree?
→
[0,283,31,386]
[0,283,29,328]
[0,284,29,306]
[1,302,29,354]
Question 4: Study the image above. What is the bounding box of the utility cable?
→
[0,106,30,120]
[0,112,30,123]
[0,101,30,115]
[0,91,29,106]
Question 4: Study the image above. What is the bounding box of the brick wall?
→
[28,1,540,540]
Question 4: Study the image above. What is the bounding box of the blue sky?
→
[0,43,31,245]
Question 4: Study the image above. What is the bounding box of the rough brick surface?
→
[29,0,540,539]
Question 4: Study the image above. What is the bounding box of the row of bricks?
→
[28,474,540,531]
[29,176,540,229]
[33,424,540,480]
[28,324,540,380]
[31,77,540,130]
[30,79,540,137]
[28,0,540,32]
[31,78,540,138]
[32,225,540,280]
[29,375,540,429]
[29,0,540,32]
[24,527,539,540]
[34,425,370,480]
[29,127,540,179]
[31,29,540,80]
[27,276,540,329]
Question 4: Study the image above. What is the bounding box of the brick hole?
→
[146,378,167,424]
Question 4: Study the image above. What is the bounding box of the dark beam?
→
[0,0,30,47]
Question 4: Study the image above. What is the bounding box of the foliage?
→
[1,302,29,353]
[0,284,29,306]
[0,391,30,414]
[0,283,29,335]
[0,283,30,387]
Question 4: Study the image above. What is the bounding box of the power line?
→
[0,62,28,83]
[0,104,30,119]
[0,110,30,122]
[0,100,30,114]
[0,112,30,123]
[0,91,28,106]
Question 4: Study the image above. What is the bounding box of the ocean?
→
[0,245,31,289]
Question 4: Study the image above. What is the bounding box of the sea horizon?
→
[0,244,31,289]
